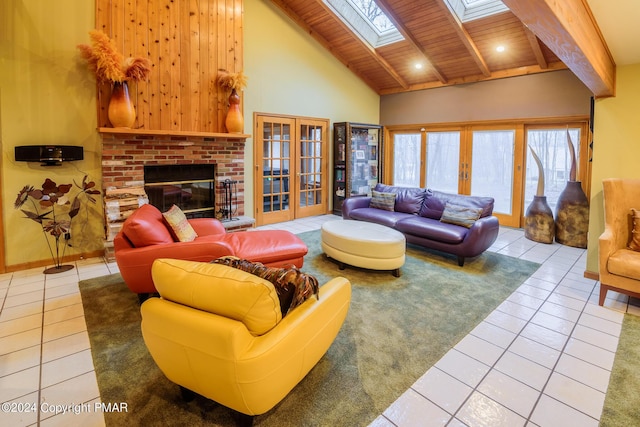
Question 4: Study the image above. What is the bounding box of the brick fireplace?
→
[100,132,247,218]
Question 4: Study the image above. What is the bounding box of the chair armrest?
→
[115,241,235,293]
[599,227,618,276]
[116,238,236,269]
[459,216,500,257]
[342,197,372,218]
[189,218,227,236]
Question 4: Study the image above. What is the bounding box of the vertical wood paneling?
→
[135,0,150,130]
[96,0,242,132]
[148,1,161,129]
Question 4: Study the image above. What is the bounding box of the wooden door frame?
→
[253,113,329,226]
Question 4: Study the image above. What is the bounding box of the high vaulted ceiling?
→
[270,0,616,97]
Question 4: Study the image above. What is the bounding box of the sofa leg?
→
[233,411,254,427]
[599,285,609,306]
[179,386,195,402]
[392,268,401,277]
[457,256,465,267]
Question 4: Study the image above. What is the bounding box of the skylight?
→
[447,0,508,22]
[350,0,396,35]
[324,0,404,48]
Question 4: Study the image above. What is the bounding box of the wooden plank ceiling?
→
[270,0,615,97]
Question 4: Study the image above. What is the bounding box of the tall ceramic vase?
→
[555,181,589,248]
[525,196,555,244]
[225,88,244,134]
[554,130,589,248]
[525,146,554,243]
[108,81,136,128]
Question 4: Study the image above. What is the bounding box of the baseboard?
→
[4,250,105,273]
[584,270,599,281]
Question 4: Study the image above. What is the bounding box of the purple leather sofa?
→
[342,183,500,266]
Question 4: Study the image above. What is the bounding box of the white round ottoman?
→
[321,220,406,277]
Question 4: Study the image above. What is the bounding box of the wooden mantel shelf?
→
[98,127,251,140]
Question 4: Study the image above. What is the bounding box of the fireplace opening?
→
[144,164,215,218]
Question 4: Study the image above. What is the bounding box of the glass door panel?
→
[525,127,581,213]
[255,115,328,225]
[297,123,326,217]
[393,133,421,187]
[470,130,515,214]
[260,119,293,224]
[426,131,460,193]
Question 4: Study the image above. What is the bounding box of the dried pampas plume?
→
[217,70,248,92]
[78,30,151,83]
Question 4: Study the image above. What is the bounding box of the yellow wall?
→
[0,0,380,269]
[243,0,380,214]
[1,0,103,268]
[586,63,640,274]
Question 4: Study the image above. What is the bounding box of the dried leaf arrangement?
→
[77,30,152,83]
[216,70,248,92]
[15,176,101,273]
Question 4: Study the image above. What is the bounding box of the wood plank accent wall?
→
[96,0,244,132]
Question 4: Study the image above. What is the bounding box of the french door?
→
[390,121,589,228]
[254,114,328,225]
[392,125,524,227]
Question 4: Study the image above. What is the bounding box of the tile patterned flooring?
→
[1,214,638,426]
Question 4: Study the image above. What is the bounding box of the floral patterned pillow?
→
[162,205,198,242]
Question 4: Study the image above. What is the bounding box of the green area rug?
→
[600,313,640,426]
[80,230,539,426]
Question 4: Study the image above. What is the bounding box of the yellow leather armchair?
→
[140,258,351,423]
[599,178,640,305]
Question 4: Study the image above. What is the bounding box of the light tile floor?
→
[0,214,637,426]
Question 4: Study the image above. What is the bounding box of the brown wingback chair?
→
[598,178,640,305]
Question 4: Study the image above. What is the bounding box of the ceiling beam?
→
[502,0,615,97]
[375,0,448,84]
[437,0,491,77]
[523,26,548,70]
[379,61,568,95]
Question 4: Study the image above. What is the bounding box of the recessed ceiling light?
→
[415,63,423,69]
[496,45,506,53]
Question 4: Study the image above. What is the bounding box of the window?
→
[524,127,582,212]
[388,120,590,228]
[324,0,404,48]
[393,133,421,187]
[446,0,508,22]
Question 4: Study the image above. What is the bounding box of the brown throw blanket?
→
[212,257,319,316]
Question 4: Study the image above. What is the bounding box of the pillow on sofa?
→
[212,256,319,316]
[629,208,640,251]
[374,183,427,214]
[370,190,396,211]
[163,204,198,242]
[440,203,483,228]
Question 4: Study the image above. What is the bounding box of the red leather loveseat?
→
[113,204,308,301]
